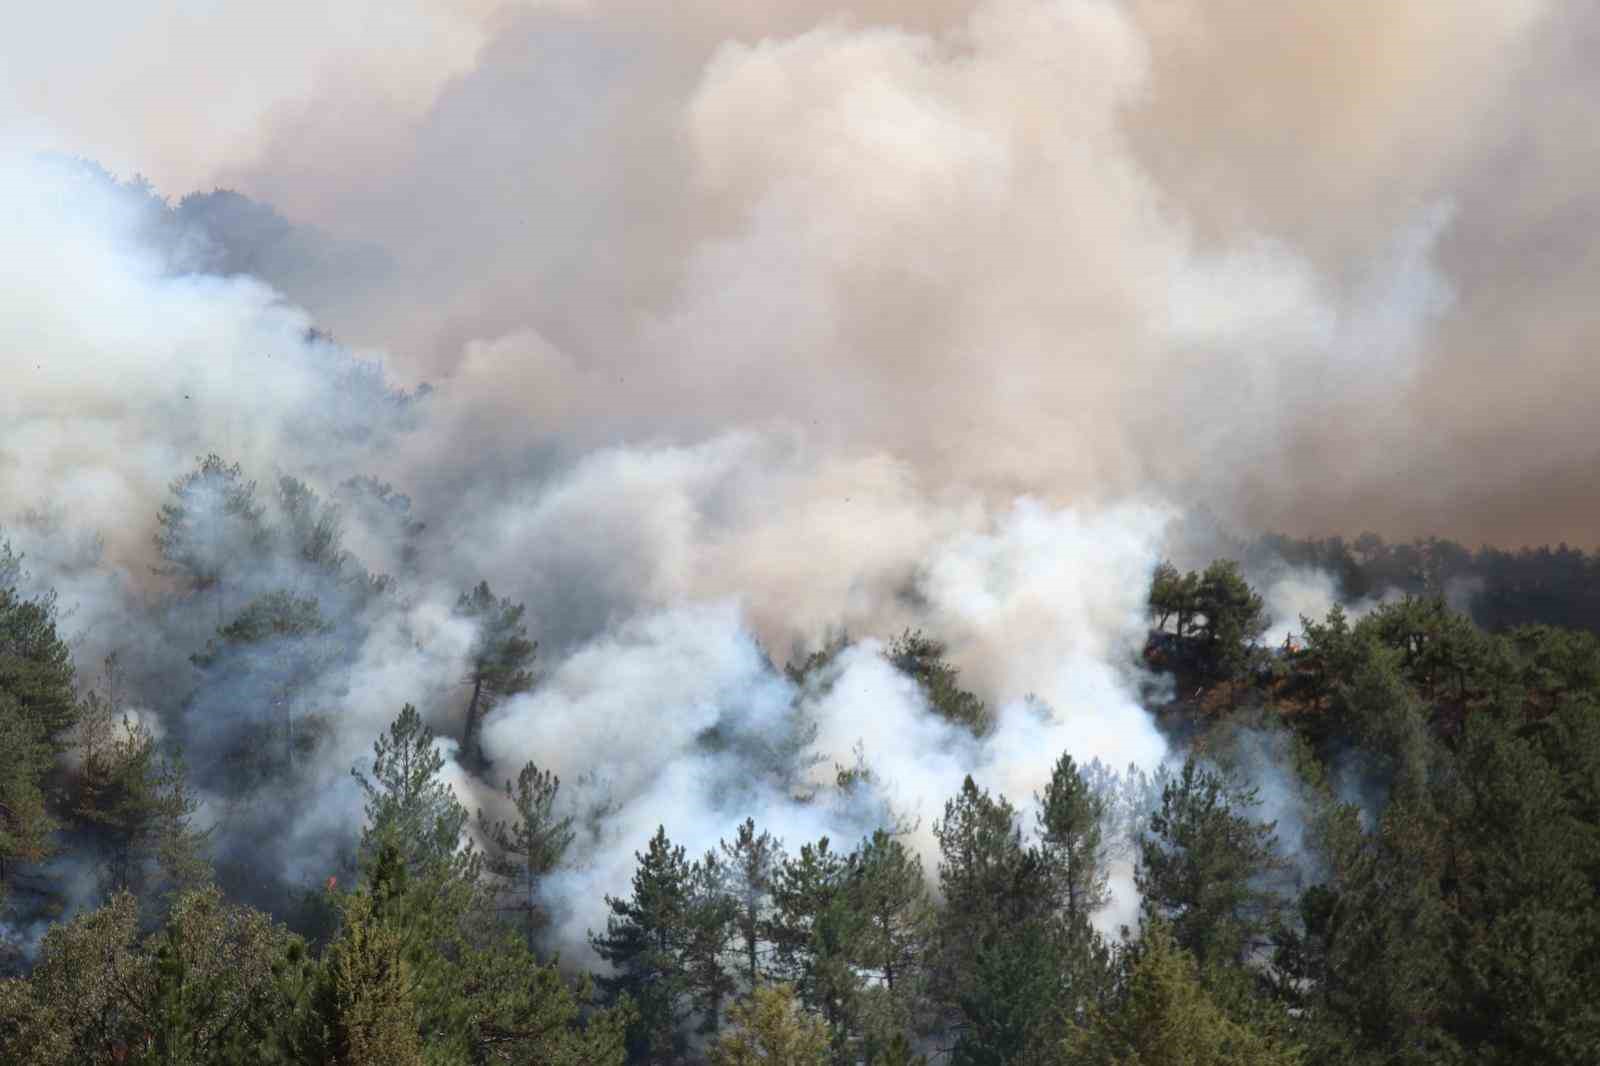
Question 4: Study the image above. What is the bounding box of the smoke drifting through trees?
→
[3,4,1600,1060]
[1,153,1185,951]
[3,8,1600,1062]
[0,0,1593,928]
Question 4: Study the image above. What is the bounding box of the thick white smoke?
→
[3,146,1183,941]
[481,499,1171,955]
[4,0,1594,953]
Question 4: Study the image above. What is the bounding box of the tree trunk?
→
[464,675,484,771]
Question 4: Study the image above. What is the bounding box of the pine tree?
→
[337,713,623,1066]
[0,887,298,1065]
[846,829,933,1054]
[1435,707,1600,1063]
[351,704,476,884]
[1311,796,1457,1065]
[477,760,575,953]
[154,455,270,632]
[276,475,352,579]
[719,817,783,990]
[711,983,830,1066]
[1326,643,1432,803]
[1136,758,1283,970]
[0,555,77,902]
[1035,752,1117,1033]
[325,890,425,1066]
[933,777,1060,1066]
[449,929,630,1066]
[1193,561,1268,679]
[134,886,299,1065]
[1037,751,1111,927]
[0,891,144,1062]
[348,705,484,1056]
[454,581,537,773]
[74,715,210,902]
[0,702,54,902]
[190,590,335,778]
[0,563,77,751]
[767,837,860,1054]
[1147,561,1197,639]
[1070,922,1302,1066]
[685,850,739,1038]
[885,632,991,736]
[591,826,697,1064]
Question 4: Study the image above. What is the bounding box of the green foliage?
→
[0,890,144,1062]
[73,712,210,902]
[933,776,1101,1066]
[1194,561,1269,678]
[1306,795,1459,1065]
[324,705,625,1066]
[719,817,783,990]
[846,829,933,1049]
[1147,561,1198,639]
[1435,708,1600,1063]
[276,476,352,579]
[868,1032,926,1066]
[137,887,303,1065]
[0,887,301,1066]
[8,513,1600,1066]
[477,761,574,953]
[1037,751,1110,927]
[345,708,490,1060]
[766,836,860,1051]
[934,776,1046,976]
[1070,922,1303,1066]
[1147,560,1267,678]
[154,454,269,592]
[0,702,55,899]
[684,848,739,1036]
[1296,603,1363,711]
[590,826,700,1063]
[352,704,476,884]
[1365,595,1485,703]
[885,631,991,736]
[1259,531,1600,634]
[1136,759,1282,970]
[0,552,77,901]
[0,564,77,751]
[1324,640,1432,802]
[325,890,426,1066]
[784,633,852,691]
[453,581,537,772]
[711,983,830,1066]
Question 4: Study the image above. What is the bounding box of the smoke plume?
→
[4,0,1597,950]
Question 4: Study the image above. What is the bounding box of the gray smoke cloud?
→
[0,150,1178,947]
[4,0,1596,950]
[183,0,1595,548]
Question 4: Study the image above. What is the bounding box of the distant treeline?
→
[1250,532,1600,634]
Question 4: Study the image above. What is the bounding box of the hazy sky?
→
[8,1,1597,548]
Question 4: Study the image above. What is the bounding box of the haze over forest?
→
[2,3,1598,1065]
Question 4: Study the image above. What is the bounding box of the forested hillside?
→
[9,4,1600,1063]
[3,473,1596,1065]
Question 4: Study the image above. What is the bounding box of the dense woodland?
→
[2,455,1599,1065]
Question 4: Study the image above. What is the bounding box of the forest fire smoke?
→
[3,0,1598,976]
